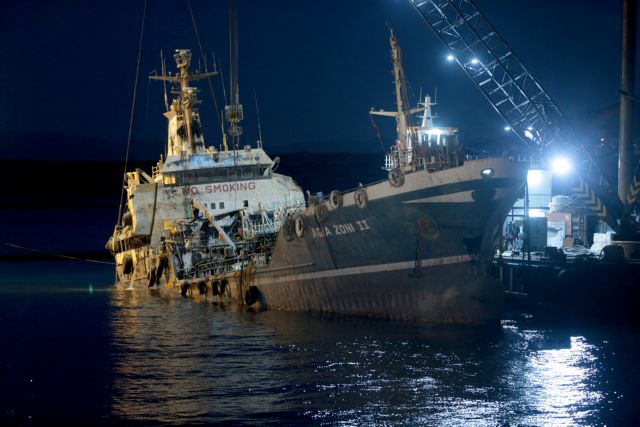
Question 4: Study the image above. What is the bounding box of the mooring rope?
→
[117,0,149,227]
[2,242,115,265]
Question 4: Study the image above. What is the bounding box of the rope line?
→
[117,0,148,226]
[2,242,115,265]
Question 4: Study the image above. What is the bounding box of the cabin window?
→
[163,174,176,185]
[243,200,249,208]
[219,202,225,209]
[182,172,194,185]
[240,166,256,179]
[210,202,216,209]
[212,168,227,180]
[196,169,211,184]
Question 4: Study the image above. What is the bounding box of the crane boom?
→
[408,0,629,232]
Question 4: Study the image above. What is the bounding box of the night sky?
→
[0,0,630,160]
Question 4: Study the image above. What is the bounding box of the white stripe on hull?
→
[256,254,472,284]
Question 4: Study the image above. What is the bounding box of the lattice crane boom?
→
[409,0,626,231]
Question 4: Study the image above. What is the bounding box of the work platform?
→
[492,248,640,320]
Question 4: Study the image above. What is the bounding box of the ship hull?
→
[250,157,525,324]
[113,158,525,325]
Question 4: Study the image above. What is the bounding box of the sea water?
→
[1,260,638,425]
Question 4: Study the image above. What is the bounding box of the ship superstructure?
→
[107,50,305,281]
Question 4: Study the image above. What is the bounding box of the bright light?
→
[527,169,544,186]
[528,208,547,218]
[471,58,479,64]
[524,130,534,140]
[551,157,572,176]
[527,126,533,131]
[504,126,511,131]
[447,54,454,61]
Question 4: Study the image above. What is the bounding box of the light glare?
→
[447,54,454,61]
[551,157,572,176]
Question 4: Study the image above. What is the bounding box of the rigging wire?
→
[186,0,225,143]
[2,242,115,265]
[117,0,148,227]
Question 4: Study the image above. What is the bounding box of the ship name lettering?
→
[355,220,371,231]
[333,223,356,235]
[311,221,371,239]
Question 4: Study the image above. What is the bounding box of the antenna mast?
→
[225,0,243,154]
[255,91,264,149]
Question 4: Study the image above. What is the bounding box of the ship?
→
[107,32,526,325]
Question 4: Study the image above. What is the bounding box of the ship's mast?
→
[150,50,216,157]
[370,30,423,172]
[225,0,243,154]
[390,31,410,150]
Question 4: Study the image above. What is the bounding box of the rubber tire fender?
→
[354,188,368,208]
[245,285,259,306]
[294,215,305,238]
[122,254,134,275]
[314,204,328,223]
[198,279,207,295]
[218,279,228,296]
[211,280,220,296]
[329,190,343,209]
[181,280,190,297]
[388,168,405,188]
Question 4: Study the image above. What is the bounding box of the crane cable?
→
[117,0,148,227]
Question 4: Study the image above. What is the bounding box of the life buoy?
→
[245,285,258,306]
[354,188,368,208]
[388,168,405,187]
[314,204,328,223]
[329,190,343,209]
[294,215,305,238]
[181,280,190,297]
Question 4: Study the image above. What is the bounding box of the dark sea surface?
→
[1,260,639,426]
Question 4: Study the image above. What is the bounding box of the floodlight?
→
[447,54,454,61]
[550,156,572,176]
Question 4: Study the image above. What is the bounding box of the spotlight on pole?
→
[504,126,511,131]
[471,58,479,64]
[447,54,454,61]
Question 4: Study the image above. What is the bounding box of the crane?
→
[408,0,639,236]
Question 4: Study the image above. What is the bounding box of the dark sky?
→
[0,0,630,159]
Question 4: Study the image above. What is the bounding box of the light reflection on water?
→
[1,260,634,425]
[107,285,617,425]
